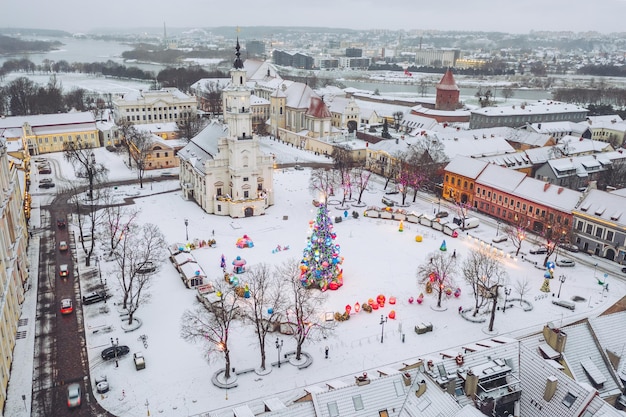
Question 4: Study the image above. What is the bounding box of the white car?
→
[556,259,576,267]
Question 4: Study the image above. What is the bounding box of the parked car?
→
[39,182,55,189]
[101,345,130,361]
[59,264,69,277]
[492,235,508,243]
[135,261,156,274]
[39,178,53,184]
[59,241,68,251]
[556,259,576,267]
[82,292,107,305]
[38,167,52,174]
[435,211,449,219]
[621,267,626,274]
[294,164,304,170]
[60,298,73,315]
[66,383,81,408]
[558,243,579,253]
[530,246,549,255]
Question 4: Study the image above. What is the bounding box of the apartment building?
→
[0,140,29,412]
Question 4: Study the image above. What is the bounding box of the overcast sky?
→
[2,0,626,34]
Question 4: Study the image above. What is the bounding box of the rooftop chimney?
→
[464,370,478,399]
[544,375,558,401]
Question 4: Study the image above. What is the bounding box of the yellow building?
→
[0,139,29,412]
[0,112,99,155]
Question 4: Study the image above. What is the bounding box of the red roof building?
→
[435,69,460,111]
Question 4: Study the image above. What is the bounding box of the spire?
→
[233,37,244,69]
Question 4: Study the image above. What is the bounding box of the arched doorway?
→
[347,120,357,133]
[244,207,254,217]
[605,248,616,261]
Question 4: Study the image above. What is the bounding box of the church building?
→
[178,40,275,218]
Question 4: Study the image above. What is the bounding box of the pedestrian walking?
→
[452,249,456,258]
[325,346,329,359]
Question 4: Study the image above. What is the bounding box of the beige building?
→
[178,40,275,218]
[0,112,99,155]
[0,140,29,412]
[113,88,197,126]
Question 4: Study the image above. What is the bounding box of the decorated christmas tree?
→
[300,203,343,291]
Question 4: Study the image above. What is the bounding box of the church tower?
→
[435,68,460,111]
[222,38,253,138]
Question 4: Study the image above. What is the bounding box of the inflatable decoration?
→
[388,310,396,320]
[235,235,254,249]
[232,256,246,274]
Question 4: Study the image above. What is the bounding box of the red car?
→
[60,299,73,315]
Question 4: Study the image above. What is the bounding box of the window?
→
[586,224,593,234]
[352,395,363,411]
[327,402,339,417]
[595,227,603,238]
[576,220,583,231]
[217,205,222,212]
[562,392,577,408]
[243,177,249,182]
[244,191,249,198]
[607,231,614,241]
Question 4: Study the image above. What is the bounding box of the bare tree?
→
[504,223,527,256]
[392,111,404,132]
[117,120,136,166]
[180,281,240,380]
[502,87,514,102]
[309,168,336,202]
[126,129,153,188]
[350,166,372,205]
[177,117,207,141]
[417,251,458,308]
[462,247,509,331]
[418,78,429,97]
[101,192,139,256]
[114,223,166,325]
[67,182,104,267]
[239,263,286,371]
[63,140,109,200]
[514,276,531,306]
[278,259,331,361]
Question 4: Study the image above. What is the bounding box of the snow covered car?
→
[530,246,549,255]
[556,259,575,267]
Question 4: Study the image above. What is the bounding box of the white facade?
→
[178,41,275,218]
[113,88,197,125]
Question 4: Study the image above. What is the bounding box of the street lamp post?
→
[558,275,567,298]
[496,221,501,236]
[379,314,388,343]
[502,287,511,313]
[184,218,189,241]
[275,338,283,368]
[111,337,119,368]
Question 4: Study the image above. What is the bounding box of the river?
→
[1,37,554,102]
[0,36,166,73]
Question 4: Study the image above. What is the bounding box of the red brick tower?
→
[435,68,460,111]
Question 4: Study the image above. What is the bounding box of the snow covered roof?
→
[133,122,179,134]
[410,104,471,118]
[528,121,587,136]
[575,188,626,225]
[444,156,488,179]
[513,177,581,213]
[0,111,95,129]
[471,100,587,117]
[177,121,226,174]
[475,163,526,192]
